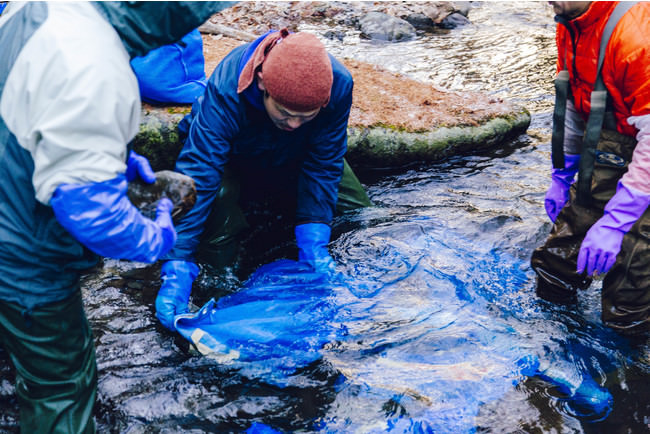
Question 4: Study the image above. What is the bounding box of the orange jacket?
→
[556,1,650,137]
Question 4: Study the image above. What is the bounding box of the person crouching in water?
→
[155,29,372,331]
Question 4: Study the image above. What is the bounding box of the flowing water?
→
[2,2,650,433]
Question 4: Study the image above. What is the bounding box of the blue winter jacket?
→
[169,32,353,260]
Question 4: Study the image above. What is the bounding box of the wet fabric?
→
[174,260,342,385]
[532,129,650,333]
[0,292,97,434]
[131,29,207,104]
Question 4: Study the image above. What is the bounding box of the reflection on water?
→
[1,2,649,433]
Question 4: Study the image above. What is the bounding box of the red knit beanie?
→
[237,29,333,112]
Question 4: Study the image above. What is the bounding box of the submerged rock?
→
[128,170,197,222]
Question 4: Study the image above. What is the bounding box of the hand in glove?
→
[545,153,580,223]
[295,223,336,274]
[577,181,650,275]
[126,150,156,183]
[155,260,199,331]
[51,174,176,262]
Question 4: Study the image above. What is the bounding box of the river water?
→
[2,2,650,433]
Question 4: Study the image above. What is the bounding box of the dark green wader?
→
[531,2,650,334]
[195,158,372,269]
[0,292,97,433]
[531,131,650,334]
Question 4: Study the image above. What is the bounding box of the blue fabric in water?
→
[174,252,614,431]
[174,260,343,382]
[130,29,207,104]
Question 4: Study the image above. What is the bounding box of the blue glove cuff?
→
[161,260,200,284]
[51,175,176,263]
[295,223,331,262]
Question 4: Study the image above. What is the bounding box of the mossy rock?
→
[131,105,530,171]
[130,108,187,172]
[346,108,531,168]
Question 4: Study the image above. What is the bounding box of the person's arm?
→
[621,115,650,193]
[295,71,352,273]
[167,81,240,261]
[576,18,650,276]
[545,100,584,222]
[0,2,175,263]
[156,72,240,330]
[577,114,650,275]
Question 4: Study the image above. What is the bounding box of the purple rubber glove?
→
[577,181,650,275]
[126,150,156,183]
[545,153,581,223]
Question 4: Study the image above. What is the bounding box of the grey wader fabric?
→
[0,292,97,433]
[196,158,372,268]
[533,2,650,334]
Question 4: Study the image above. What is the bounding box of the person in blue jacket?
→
[0,2,233,432]
[156,29,372,331]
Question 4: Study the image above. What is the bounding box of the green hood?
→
[93,1,236,58]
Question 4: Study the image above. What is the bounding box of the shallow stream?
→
[2,2,650,433]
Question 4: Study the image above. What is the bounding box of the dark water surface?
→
[2,2,650,433]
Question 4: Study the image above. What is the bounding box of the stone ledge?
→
[346,109,530,168]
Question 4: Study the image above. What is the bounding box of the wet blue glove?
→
[156,260,199,331]
[51,174,176,263]
[126,150,156,183]
[295,223,335,274]
[545,153,580,223]
[577,181,650,275]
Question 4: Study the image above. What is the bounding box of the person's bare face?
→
[262,93,320,131]
[257,72,320,131]
[548,1,592,19]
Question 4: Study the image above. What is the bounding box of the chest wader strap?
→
[551,14,574,170]
[575,1,638,206]
[552,70,570,169]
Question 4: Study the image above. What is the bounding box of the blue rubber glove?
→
[295,223,336,274]
[577,181,650,275]
[126,150,156,183]
[51,174,176,263]
[545,153,580,223]
[156,260,199,331]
